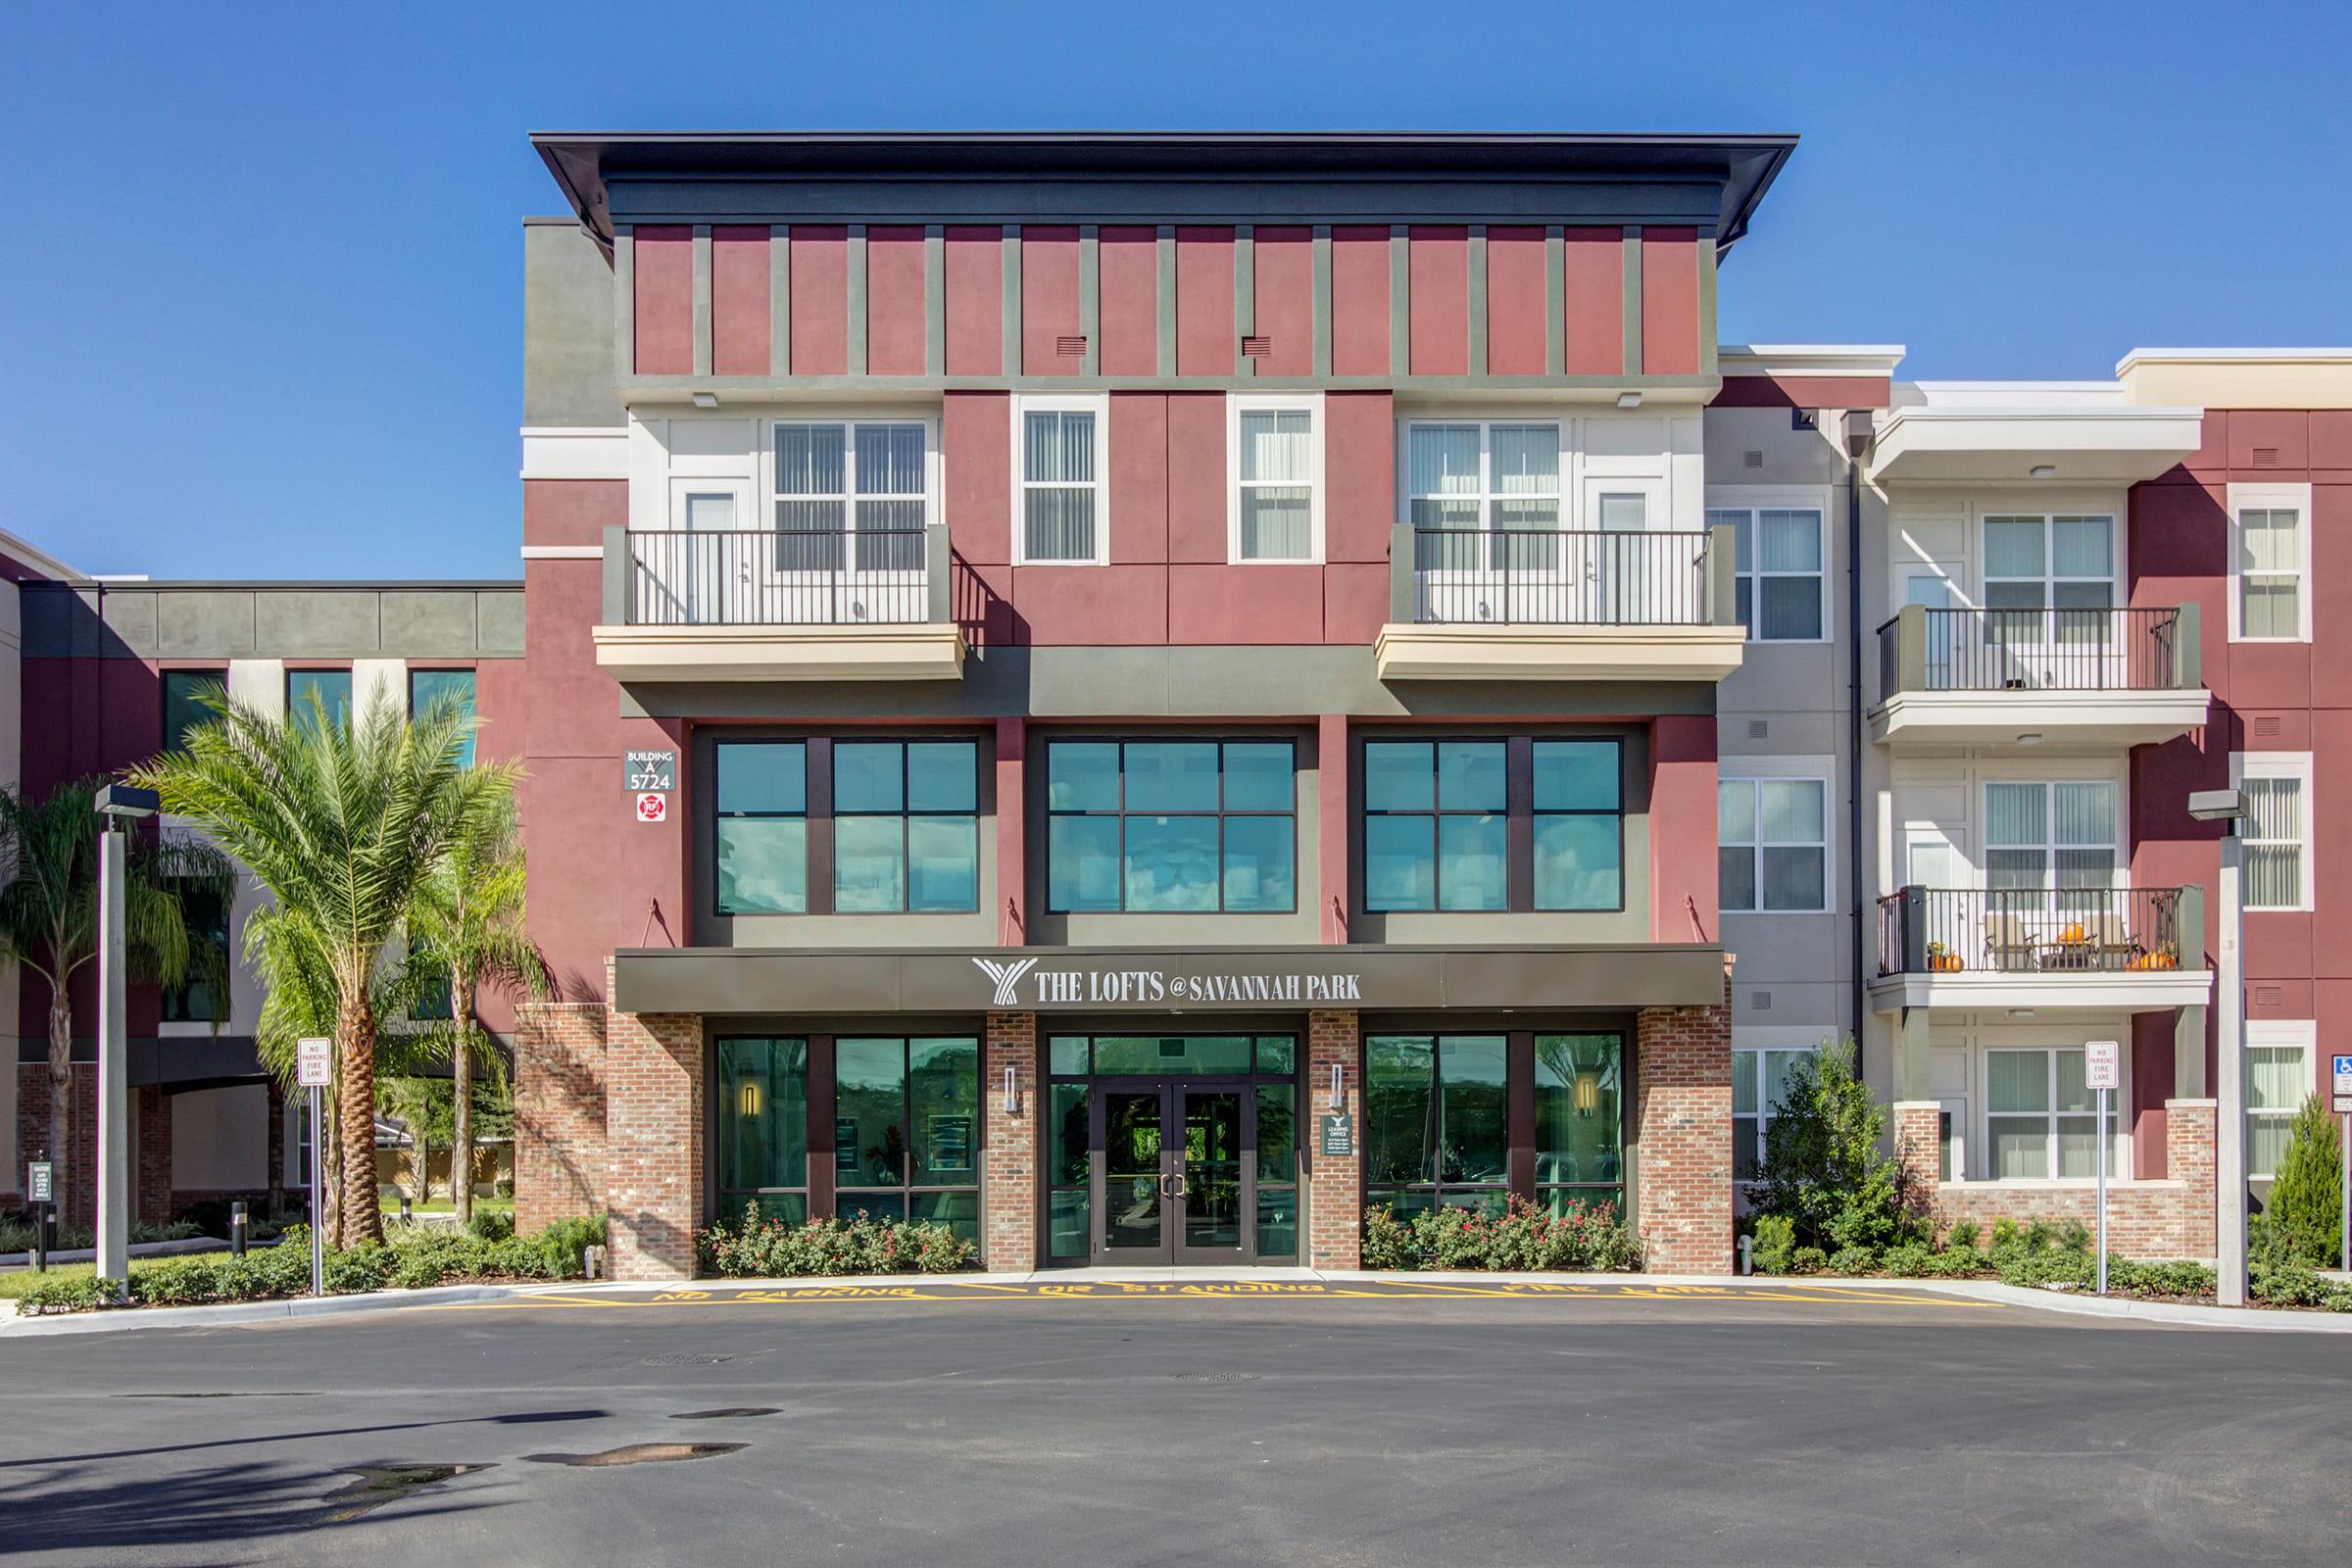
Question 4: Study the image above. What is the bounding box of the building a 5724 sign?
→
[973,956,1363,1009]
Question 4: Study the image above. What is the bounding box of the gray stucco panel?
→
[524,220,626,429]
[156,592,261,658]
[379,592,483,657]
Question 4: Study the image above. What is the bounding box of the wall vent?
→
[2253,715,2282,739]
[1742,449,1765,469]
[1241,336,1272,358]
[1751,990,1773,1010]
[2251,446,2280,468]
[1747,719,1769,739]
[2254,985,2283,1007]
[1055,334,1088,357]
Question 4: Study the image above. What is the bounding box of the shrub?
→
[532,1215,607,1278]
[2055,1218,2092,1255]
[1943,1219,1981,1253]
[467,1210,516,1243]
[1989,1218,2019,1249]
[1880,1242,1935,1277]
[1790,1246,1828,1274]
[15,1274,118,1314]
[2265,1095,2345,1268]
[697,1203,975,1278]
[1827,1245,1878,1276]
[1749,1213,1796,1276]
[1750,1037,1928,1254]
[1353,1195,1638,1273]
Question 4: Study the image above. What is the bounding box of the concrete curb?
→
[8,1267,2351,1337]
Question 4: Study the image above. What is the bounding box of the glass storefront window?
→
[1534,1033,1623,1204]
[833,741,979,913]
[716,1038,810,1218]
[715,742,808,914]
[1369,1032,1624,1217]
[1044,740,1297,913]
[832,1037,982,1241]
[1363,736,1625,913]
[410,669,477,767]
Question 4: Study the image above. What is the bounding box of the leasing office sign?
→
[972,956,1365,1009]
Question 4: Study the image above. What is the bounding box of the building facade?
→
[5,131,2344,1281]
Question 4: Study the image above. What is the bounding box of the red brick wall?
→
[1635,979,1733,1273]
[604,997,704,1281]
[1305,1008,1361,1269]
[514,1000,610,1235]
[983,1010,1037,1273]
[12,1067,172,1226]
[135,1084,172,1225]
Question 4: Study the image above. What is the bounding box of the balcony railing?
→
[1399,526,1728,627]
[622,526,947,627]
[1878,605,2198,697]
[1875,885,2198,977]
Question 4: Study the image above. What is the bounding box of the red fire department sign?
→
[634,791,668,824]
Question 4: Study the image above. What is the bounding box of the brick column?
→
[514,999,611,1234]
[1305,1008,1361,1269]
[1891,1101,1943,1226]
[2165,1098,2218,1261]
[135,1085,173,1225]
[603,980,705,1282]
[983,1010,1037,1273]
[1633,979,1733,1273]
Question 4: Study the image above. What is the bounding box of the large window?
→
[160,884,229,1024]
[162,670,225,754]
[716,1037,811,1225]
[2238,755,2312,911]
[2231,485,2309,642]
[1016,397,1106,564]
[1363,737,1623,912]
[1731,1048,1808,1180]
[1534,1034,1623,1212]
[410,669,476,768]
[832,1036,982,1242]
[1706,508,1825,641]
[714,742,808,914]
[1230,396,1320,562]
[1405,422,1562,536]
[1045,740,1296,913]
[1984,781,2115,911]
[1983,514,2113,642]
[286,668,352,731]
[1718,777,1828,913]
[833,742,979,913]
[774,420,928,572]
[1985,1048,2098,1180]
[2247,1033,2312,1181]
[1365,1035,1509,1213]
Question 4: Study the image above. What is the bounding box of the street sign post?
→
[2338,1056,2352,1274]
[25,1159,52,1273]
[297,1038,331,1297]
[2086,1041,2120,1296]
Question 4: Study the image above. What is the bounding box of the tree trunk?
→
[338,992,385,1248]
[318,1089,343,1249]
[45,992,71,1226]
[452,979,475,1228]
[409,1126,431,1209]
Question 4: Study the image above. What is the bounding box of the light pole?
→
[93,780,161,1300]
[2188,787,2247,1307]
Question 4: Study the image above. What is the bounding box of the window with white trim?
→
[1984,780,2117,914]
[1731,1048,1807,1180]
[1014,397,1108,564]
[1705,508,1825,641]
[1405,421,1563,534]
[2236,754,2312,911]
[1984,1047,2097,1180]
[774,420,929,572]
[1230,396,1322,563]
[2230,483,2312,642]
[2246,1027,2312,1181]
[1717,777,1828,912]
[1982,514,2113,646]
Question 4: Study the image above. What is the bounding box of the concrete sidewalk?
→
[6,1265,2350,1337]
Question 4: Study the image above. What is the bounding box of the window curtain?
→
[1238,410,1312,560]
[1024,411,1097,561]
[2245,776,2304,907]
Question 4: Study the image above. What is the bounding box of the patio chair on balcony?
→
[2038,911,2132,972]
[1984,911,2038,973]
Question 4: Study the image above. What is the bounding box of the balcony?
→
[1373,523,1745,683]
[1871,605,2208,748]
[1869,884,2212,1013]
[591,524,967,683]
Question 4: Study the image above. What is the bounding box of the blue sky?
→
[4,1,2347,581]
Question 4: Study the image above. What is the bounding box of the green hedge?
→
[696,1204,974,1276]
[1359,1195,1639,1272]
[10,1216,608,1316]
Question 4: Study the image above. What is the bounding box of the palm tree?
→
[408,797,543,1225]
[132,688,511,1247]
[0,774,232,1222]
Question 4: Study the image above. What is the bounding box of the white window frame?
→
[1982,1045,2103,1183]
[2245,1020,2315,1181]
[1704,504,1829,644]
[2232,751,2315,912]
[1011,392,1110,566]
[2227,481,2313,643]
[1227,392,1325,564]
[1399,418,1566,533]
[770,418,935,528]
[1982,777,2122,903]
[1731,1044,1815,1184]
[1717,774,1831,913]
[1980,512,2116,612]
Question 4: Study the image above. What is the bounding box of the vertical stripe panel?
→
[1311,224,1332,377]
[1078,223,1100,377]
[1388,225,1409,377]
[846,224,867,376]
[612,225,634,376]
[1155,225,1177,376]
[923,224,945,376]
[1467,224,1488,378]
[1621,226,1643,377]
[1234,223,1254,377]
[690,224,713,377]
[1001,225,1021,377]
[1544,225,1565,377]
[768,224,790,376]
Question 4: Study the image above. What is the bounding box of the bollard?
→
[399,1196,413,1224]
[30,1202,45,1275]
[1737,1233,1753,1276]
[229,1200,248,1259]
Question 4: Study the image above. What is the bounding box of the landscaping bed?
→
[1360,1195,1640,1272]
[695,1205,975,1276]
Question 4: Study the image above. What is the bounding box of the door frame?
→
[1088,1076,1263,1266]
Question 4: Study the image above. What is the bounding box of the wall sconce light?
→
[1004,1065,1019,1115]
[1329,1061,1344,1110]
[692,390,720,410]
[738,1080,763,1118]
[1575,1071,1600,1118]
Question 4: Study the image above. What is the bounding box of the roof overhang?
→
[2115,350,2352,411]
[531,130,1797,255]
[1866,405,2205,485]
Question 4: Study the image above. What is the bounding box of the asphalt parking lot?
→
[4,1284,2347,1566]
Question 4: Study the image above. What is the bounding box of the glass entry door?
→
[1092,1082,1255,1264]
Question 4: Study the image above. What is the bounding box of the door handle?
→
[1169,1171,1189,1200]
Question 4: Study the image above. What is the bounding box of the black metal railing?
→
[1877,607,2183,694]
[1875,885,2193,977]
[628,528,929,626]
[1410,528,1709,626]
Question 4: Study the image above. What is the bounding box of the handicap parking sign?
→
[2334,1055,2352,1095]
